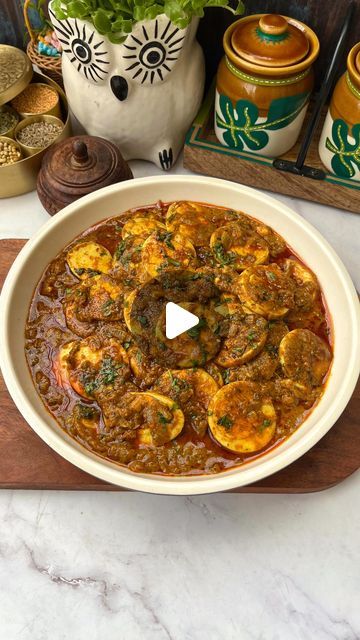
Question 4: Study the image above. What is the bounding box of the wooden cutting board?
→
[0,239,359,492]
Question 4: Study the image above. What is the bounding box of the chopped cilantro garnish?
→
[74,268,100,277]
[102,299,114,316]
[218,415,233,429]
[232,345,246,355]
[221,368,231,384]
[77,403,96,419]
[157,231,175,249]
[99,357,122,385]
[84,380,98,396]
[169,372,180,391]
[158,412,172,425]
[187,317,205,340]
[137,315,148,327]
[266,344,278,357]
[114,240,126,260]
[213,322,221,335]
[169,372,190,392]
[166,257,181,267]
[259,290,271,301]
[123,341,131,350]
[259,418,272,432]
[213,241,236,266]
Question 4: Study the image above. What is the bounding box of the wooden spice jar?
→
[319,42,360,181]
[37,135,133,215]
[215,14,320,158]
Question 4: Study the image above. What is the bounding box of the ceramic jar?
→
[319,43,360,181]
[49,4,205,170]
[215,14,319,158]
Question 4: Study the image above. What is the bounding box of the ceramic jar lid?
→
[0,45,33,106]
[37,135,133,214]
[231,14,310,68]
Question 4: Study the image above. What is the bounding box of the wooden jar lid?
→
[37,135,133,215]
[231,14,310,68]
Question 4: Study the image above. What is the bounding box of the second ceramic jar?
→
[319,42,360,180]
[215,14,320,158]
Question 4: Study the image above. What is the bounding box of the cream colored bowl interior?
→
[0,176,359,495]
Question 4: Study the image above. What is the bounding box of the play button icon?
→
[165,302,199,340]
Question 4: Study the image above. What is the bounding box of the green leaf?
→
[265,92,309,131]
[326,119,360,179]
[107,32,127,43]
[98,0,114,9]
[144,4,165,19]
[93,8,113,33]
[67,0,90,18]
[216,95,268,150]
[52,0,67,19]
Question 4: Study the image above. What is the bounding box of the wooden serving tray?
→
[183,90,360,215]
[0,239,359,492]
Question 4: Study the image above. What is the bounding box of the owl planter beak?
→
[110,76,129,102]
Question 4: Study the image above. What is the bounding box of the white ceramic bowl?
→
[1,176,359,495]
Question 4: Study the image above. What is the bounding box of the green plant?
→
[52,0,245,44]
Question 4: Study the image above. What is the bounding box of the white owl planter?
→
[49,5,205,169]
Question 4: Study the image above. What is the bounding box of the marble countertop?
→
[0,158,359,640]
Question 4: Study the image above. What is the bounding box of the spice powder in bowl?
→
[16,119,64,153]
[11,84,60,118]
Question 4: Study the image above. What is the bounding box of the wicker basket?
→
[24,0,63,88]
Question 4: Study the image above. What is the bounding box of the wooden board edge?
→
[183,144,360,214]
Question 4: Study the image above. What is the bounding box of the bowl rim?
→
[0,175,359,495]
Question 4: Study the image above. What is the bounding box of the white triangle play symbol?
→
[165,302,199,340]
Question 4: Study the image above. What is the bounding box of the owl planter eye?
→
[122,18,186,85]
[49,10,110,84]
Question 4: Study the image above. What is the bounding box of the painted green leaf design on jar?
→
[325,119,360,179]
[216,92,309,151]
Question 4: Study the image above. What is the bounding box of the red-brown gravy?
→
[25,201,333,475]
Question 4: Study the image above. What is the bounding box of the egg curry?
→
[25,201,333,475]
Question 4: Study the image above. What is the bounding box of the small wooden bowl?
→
[0,105,20,140]
[15,114,64,157]
[11,83,61,119]
[0,136,23,166]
